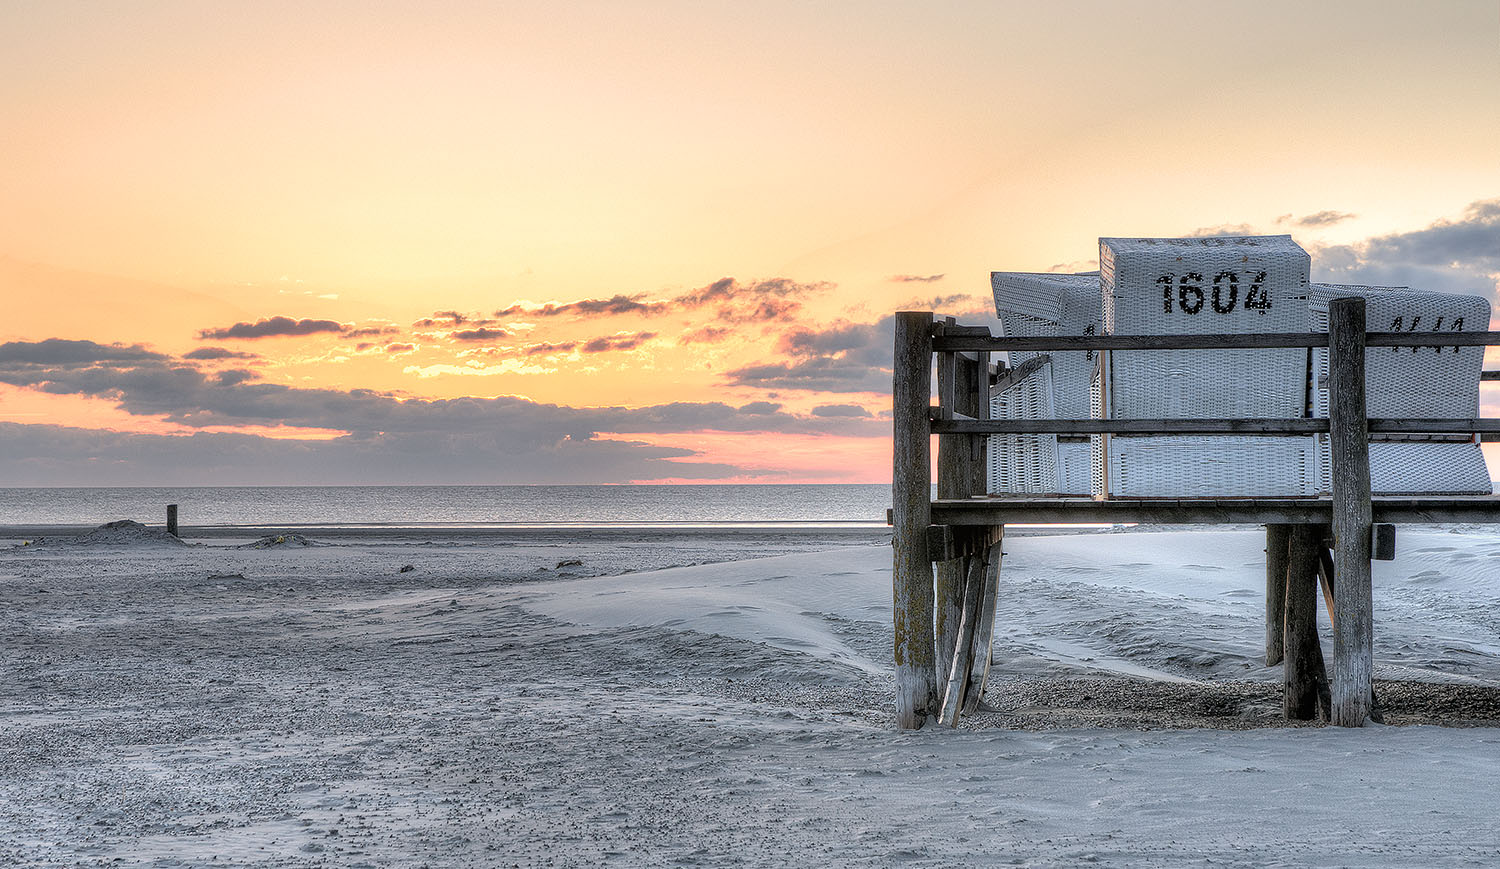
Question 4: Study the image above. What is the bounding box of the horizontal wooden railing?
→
[931,417,1500,438]
[933,330,1500,352]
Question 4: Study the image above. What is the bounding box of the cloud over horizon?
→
[199,316,347,340]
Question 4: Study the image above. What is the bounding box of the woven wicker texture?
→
[1306,283,1491,495]
[1099,236,1310,419]
[987,360,1061,493]
[1088,342,1319,497]
[992,271,1101,420]
[1095,435,1321,498]
[1308,284,1488,418]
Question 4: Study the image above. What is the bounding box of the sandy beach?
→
[3,523,1500,866]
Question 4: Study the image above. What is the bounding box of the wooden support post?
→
[934,333,987,694]
[1327,297,1375,727]
[962,528,1004,715]
[1283,524,1330,720]
[166,504,179,537]
[1265,524,1290,666]
[893,311,937,729]
[939,552,986,726]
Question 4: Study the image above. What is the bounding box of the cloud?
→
[889,274,945,283]
[1281,210,1357,227]
[344,325,402,338]
[199,316,346,340]
[581,332,656,353]
[182,347,259,361]
[495,294,668,318]
[811,403,870,418]
[522,341,579,356]
[384,343,417,355]
[725,357,893,394]
[1185,223,1261,238]
[450,327,509,342]
[0,338,165,366]
[494,277,831,325]
[0,339,885,440]
[723,316,896,393]
[1311,198,1500,298]
[679,325,732,344]
[0,421,755,486]
[216,369,258,386]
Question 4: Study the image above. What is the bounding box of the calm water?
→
[0,485,892,528]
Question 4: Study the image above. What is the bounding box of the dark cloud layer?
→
[0,421,751,486]
[0,334,889,483]
[890,274,945,283]
[450,327,509,342]
[1289,210,1357,227]
[199,316,346,340]
[495,294,668,318]
[182,347,259,361]
[1313,198,1500,298]
[495,277,830,325]
[0,334,883,442]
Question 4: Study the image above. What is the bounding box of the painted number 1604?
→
[1156,270,1272,315]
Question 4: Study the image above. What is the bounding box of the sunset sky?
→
[2,0,1498,485]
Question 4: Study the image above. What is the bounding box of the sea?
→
[0,484,893,529]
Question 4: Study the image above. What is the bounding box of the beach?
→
[3,523,1500,866]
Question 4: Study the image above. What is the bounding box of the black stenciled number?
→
[1211,271,1238,313]
[1244,270,1271,310]
[1157,275,1174,313]
[1178,272,1204,314]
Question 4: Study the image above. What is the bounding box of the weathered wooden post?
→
[934,325,987,693]
[166,504,179,537]
[1265,523,1290,666]
[1283,524,1329,720]
[893,311,937,728]
[1327,297,1374,727]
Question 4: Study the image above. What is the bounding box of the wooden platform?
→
[931,495,1500,526]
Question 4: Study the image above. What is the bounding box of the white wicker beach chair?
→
[1307,284,1491,495]
[989,271,1101,494]
[1093,236,1318,498]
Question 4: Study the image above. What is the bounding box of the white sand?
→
[2,525,1499,865]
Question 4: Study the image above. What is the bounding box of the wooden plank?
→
[938,552,986,727]
[930,496,1500,526]
[933,330,1500,353]
[1328,297,1375,728]
[962,532,1004,716]
[935,418,1328,435]
[892,311,938,729]
[1265,524,1291,666]
[933,418,1500,436]
[989,354,1051,396]
[1284,524,1330,721]
[936,332,1330,352]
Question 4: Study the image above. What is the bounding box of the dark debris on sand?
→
[965,677,1500,731]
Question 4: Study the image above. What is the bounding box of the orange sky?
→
[2,1,1498,484]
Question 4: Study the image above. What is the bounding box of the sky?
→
[1,0,1498,485]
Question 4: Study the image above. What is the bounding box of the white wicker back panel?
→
[1055,440,1092,495]
[1100,236,1310,419]
[987,361,1059,494]
[1313,436,1492,495]
[1308,284,1488,418]
[1103,436,1320,498]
